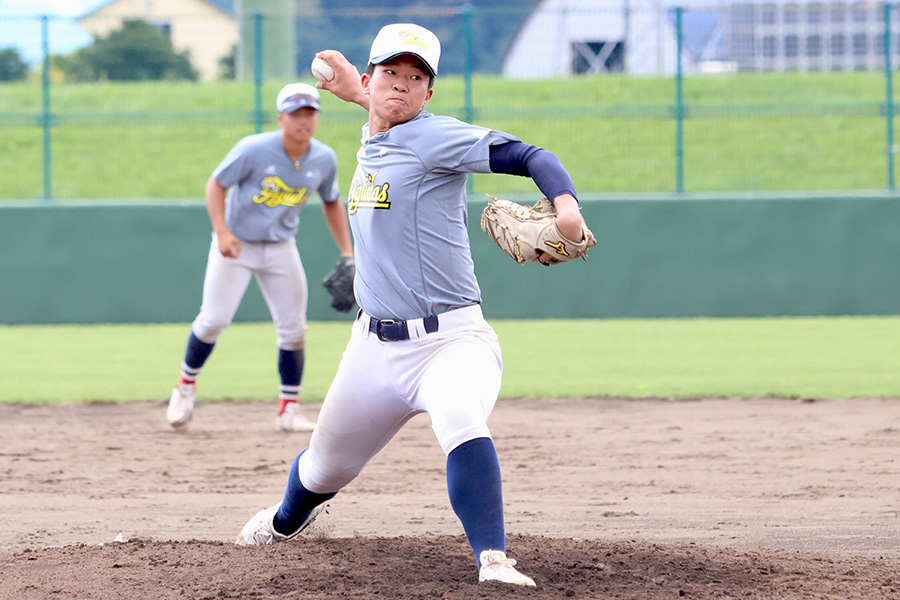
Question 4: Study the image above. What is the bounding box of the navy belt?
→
[367,314,439,341]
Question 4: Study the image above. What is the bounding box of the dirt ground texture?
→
[1,396,898,599]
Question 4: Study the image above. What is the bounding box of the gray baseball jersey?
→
[213,131,340,243]
[348,111,518,320]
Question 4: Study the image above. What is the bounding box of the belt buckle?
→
[376,319,404,341]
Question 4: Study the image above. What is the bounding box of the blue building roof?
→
[204,0,235,14]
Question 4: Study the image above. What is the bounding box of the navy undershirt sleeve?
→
[489,141,578,202]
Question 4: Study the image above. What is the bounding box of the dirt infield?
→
[1,397,898,599]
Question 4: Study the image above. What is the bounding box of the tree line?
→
[1,19,205,82]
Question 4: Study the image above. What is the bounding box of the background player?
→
[166,82,353,433]
[234,25,589,586]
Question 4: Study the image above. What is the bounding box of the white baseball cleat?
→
[478,550,536,587]
[274,402,316,433]
[166,383,195,430]
[235,503,322,545]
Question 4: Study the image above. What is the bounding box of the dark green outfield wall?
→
[2,194,898,325]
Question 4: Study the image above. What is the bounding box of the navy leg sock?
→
[273,451,336,536]
[278,348,305,387]
[184,332,215,369]
[446,437,506,565]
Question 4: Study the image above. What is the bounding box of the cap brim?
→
[279,96,320,113]
[370,51,436,77]
[280,102,319,112]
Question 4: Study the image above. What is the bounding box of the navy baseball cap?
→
[276,82,320,113]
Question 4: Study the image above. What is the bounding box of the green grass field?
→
[2,72,896,405]
[0,70,893,199]
[2,316,898,405]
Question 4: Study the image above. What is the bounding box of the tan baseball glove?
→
[480,195,596,265]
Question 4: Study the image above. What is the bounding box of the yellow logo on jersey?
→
[544,240,569,256]
[347,169,390,215]
[252,177,310,207]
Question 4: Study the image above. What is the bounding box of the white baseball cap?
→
[369,23,441,77]
[276,82,320,113]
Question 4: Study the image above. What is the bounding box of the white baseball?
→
[311,57,335,82]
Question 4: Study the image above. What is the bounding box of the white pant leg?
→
[297,307,502,493]
[255,239,308,350]
[191,236,258,343]
[298,318,419,493]
[414,322,502,455]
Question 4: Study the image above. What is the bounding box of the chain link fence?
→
[1,2,899,200]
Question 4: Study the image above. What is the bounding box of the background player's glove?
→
[322,256,356,312]
[480,195,597,265]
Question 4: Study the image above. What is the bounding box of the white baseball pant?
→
[297,304,502,494]
[191,234,308,350]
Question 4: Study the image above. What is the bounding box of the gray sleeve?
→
[318,149,341,204]
[212,137,254,188]
[406,117,520,174]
